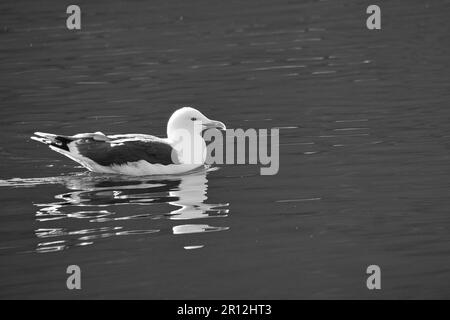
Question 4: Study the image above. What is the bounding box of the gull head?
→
[167,107,226,140]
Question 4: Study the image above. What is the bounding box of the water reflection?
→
[0,167,229,253]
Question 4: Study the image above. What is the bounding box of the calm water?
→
[1,0,450,299]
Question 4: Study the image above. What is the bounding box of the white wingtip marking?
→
[30,136,49,144]
[34,132,56,138]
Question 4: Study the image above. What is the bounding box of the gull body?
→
[31,107,226,176]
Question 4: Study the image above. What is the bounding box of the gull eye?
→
[191,117,197,121]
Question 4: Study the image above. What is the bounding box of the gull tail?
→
[31,131,93,170]
[31,131,110,172]
[31,132,74,152]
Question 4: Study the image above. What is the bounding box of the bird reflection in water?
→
[2,167,229,253]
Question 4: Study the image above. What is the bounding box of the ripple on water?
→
[172,224,230,235]
[0,168,229,253]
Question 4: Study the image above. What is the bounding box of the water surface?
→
[1,0,450,298]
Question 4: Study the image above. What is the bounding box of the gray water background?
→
[0,0,450,298]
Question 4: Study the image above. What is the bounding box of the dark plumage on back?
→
[75,137,178,166]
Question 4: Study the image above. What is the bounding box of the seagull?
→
[31,107,226,176]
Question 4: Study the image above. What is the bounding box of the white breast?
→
[105,161,204,176]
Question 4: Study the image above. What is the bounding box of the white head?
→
[167,107,226,165]
[166,107,226,140]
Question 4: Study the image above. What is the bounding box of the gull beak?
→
[202,119,226,131]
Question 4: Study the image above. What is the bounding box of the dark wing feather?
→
[76,138,178,166]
